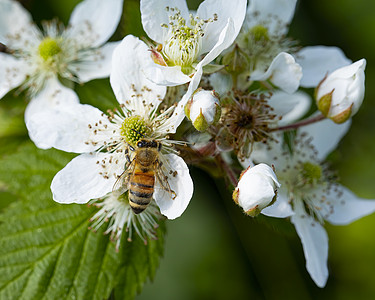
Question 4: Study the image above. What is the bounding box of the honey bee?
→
[114,139,176,214]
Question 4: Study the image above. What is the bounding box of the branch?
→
[271,114,326,132]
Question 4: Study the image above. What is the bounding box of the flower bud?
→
[233,163,280,217]
[316,59,366,124]
[185,89,221,131]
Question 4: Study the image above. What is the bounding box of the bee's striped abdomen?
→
[129,169,155,214]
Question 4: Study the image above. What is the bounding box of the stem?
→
[271,114,326,132]
[215,154,238,187]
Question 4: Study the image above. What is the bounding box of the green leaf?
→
[0,92,29,156]
[113,0,146,40]
[0,144,165,300]
[75,79,118,113]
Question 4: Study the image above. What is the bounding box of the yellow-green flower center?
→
[250,25,270,43]
[301,162,322,185]
[38,37,62,61]
[120,116,150,146]
[160,7,216,75]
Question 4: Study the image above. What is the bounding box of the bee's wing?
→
[154,160,176,200]
[112,159,135,193]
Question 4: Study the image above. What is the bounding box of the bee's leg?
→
[113,155,136,193]
[125,148,131,164]
[154,159,177,200]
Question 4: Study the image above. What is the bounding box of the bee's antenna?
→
[131,128,145,137]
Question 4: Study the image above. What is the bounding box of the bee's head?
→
[137,139,160,150]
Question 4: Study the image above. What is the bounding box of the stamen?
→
[155,7,217,74]
[89,191,162,250]
[276,134,339,224]
[120,115,150,146]
[217,91,277,159]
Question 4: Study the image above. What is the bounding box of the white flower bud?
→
[233,163,280,217]
[185,89,221,131]
[316,59,366,123]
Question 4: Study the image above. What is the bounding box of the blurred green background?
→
[2,0,375,299]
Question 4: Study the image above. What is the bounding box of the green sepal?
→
[317,90,333,117]
[193,109,209,132]
[245,205,261,217]
[184,98,193,120]
[232,187,239,204]
[330,103,353,124]
[213,102,222,124]
[202,63,226,74]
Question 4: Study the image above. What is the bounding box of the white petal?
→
[51,152,122,204]
[262,189,294,218]
[268,91,311,126]
[244,0,297,35]
[197,0,247,54]
[167,59,208,132]
[24,78,79,125]
[179,18,235,97]
[296,46,352,88]
[251,52,302,93]
[209,72,233,96]
[67,0,123,47]
[27,102,112,153]
[72,42,120,83]
[198,18,236,68]
[143,64,192,86]
[165,91,190,135]
[110,35,166,110]
[144,18,236,88]
[156,104,186,135]
[0,0,40,48]
[299,117,351,161]
[250,135,283,166]
[154,153,193,219]
[324,185,375,225]
[162,24,234,126]
[0,53,29,99]
[140,0,189,43]
[291,200,329,288]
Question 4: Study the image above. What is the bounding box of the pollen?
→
[38,37,62,61]
[120,115,150,146]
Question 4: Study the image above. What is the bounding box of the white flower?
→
[236,0,356,93]
[296,46,352,88]
[140,0,247,88]
[249,118,375,287]
[89,190,161,250]
[185,89,221,131]
[0,0,123,120]
[233,163,280,216]
[27,35,194,220]
[236,0,302,93]
[250,52,302,94]
[267,90,311,126]
[316,59,366,123]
